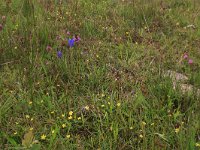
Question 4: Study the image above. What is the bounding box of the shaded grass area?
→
[0,0,200,149]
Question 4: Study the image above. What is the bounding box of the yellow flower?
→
[77,117,81,120]
[52,130,55,134]
[29,127,33,131]
[85,105,89,111]
[30,118,34,121]
[126,32,129,35]
[130,127,133,130]
[69,111,73,116]
[175,128,180,133]
[66,134,70,139]
[108,102,110,105]
[25,115,30,119]
[41,134,46,140]
[117,103,121,107]
[61,114,65,118]
[68,116,73,120]
[139,134,143,138]
[196,143,200,147]
[101,105,105,108]
[62,124,66,128]
[151,123,154,126]
[40,100,44,103]
[29,101,32,105]
[14,131,17,135]
[51,111,55,114]
[142,121,146,126]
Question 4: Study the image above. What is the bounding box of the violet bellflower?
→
[68,39,75,48]
[57,51,62,58]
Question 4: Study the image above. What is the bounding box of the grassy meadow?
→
[0,0,200,149]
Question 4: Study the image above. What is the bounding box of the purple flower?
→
[56,35,61,40]
[46,45,52,51]
[68,39,75,47]
[183,53,188,59]
[0,24,3,32]
[74,35,81,43]
[57,51,62,58]
[188,59,193,64]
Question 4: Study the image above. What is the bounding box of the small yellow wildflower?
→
[62,124,66,128]
[130,127,133,130]
[51,111,55,114]
[142,121,146,126]
[77,117,81,120]
[61,114,65,118]
[68,116,73,120]
[101,93,105,97]
[139,134,143,138]
[29,127,33,131]
[29,101,32,105]
[85,105,89,111]
[14,46,17,49]
[25,115,30,119]
[117,103,121,107]
[30,118,34,121]
[41,134,46,140]
[68,111,73,116]
[175,128,180,133]
[40,100,44,103]
[108,102,110,105]
[126,32,129,35]
[151,123,154,126]
[14,131,17,135]
[52,130,55,134]
[101,105,105,108]
[66,134,70,139]
[196,143,200,147]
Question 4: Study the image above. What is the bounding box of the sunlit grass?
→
[0,0,200,149]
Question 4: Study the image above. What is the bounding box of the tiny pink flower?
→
[73,35,81,43]
[56,35,61,40]
[183,53,188,59]
[67,31,70,35]
[46,45,52,51]
[2,16,6,21]
[188,59,193,64]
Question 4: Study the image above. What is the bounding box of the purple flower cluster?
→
[183,53,193,64]
[46,31,81,59]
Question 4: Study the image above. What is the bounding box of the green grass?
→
[0,0,200,149]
